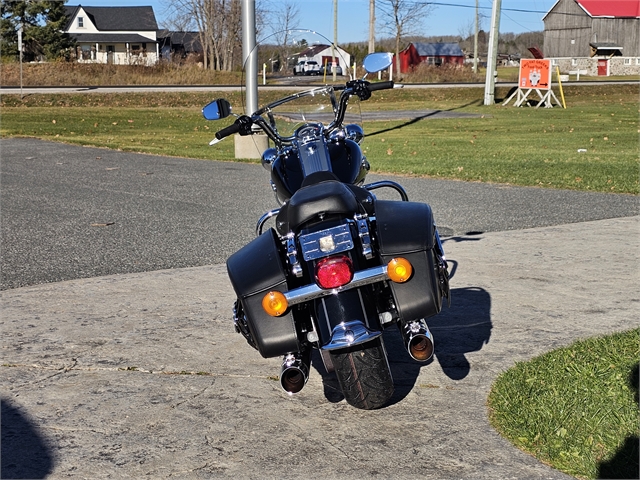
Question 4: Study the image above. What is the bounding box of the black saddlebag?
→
[226,229,302,358]
[374,200,443,321]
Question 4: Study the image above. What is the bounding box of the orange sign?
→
[519,59,551,90]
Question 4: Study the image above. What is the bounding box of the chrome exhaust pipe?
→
[400,319,434,362]
[280,352,310,395]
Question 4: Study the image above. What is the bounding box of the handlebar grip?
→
[215,122,241,140]
[368,81,394,91]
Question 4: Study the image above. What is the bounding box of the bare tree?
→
[266,0,300,72]
[162,0,243,70]
[377,0,434,74]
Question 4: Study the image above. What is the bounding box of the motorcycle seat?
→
[276,176,359,234]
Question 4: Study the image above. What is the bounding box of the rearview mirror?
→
[363,52,393,74]
[202,98,232,120]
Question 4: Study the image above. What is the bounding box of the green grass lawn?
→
[1,84,638,194]
[488,329,639,479]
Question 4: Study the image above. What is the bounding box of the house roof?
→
[411,43,464,57]
[64,5,159,31]
[299,44,331,57]
[157,30,203,52]
[70,33,157,44]
[544,0,640,19]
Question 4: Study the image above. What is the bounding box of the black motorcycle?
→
[203,40,449,409]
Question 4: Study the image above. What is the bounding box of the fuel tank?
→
[271,140,367,203]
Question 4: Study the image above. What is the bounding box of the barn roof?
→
[412,43,464,57]
[544,0,640,19]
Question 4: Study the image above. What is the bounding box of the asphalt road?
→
[1,137,637,290]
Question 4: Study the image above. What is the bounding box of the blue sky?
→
[70,0,557,43]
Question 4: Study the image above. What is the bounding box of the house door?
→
[597,59,608,76]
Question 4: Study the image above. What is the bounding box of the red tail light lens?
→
[315,256,354,289]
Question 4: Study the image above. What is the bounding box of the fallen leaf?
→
[112,122,118,125]
[386,148,393,155]
[128,119,134,123]
[52,119,56,124]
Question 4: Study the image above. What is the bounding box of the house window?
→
[78,17,84,28]
[571,58,578,66]
[571,39,575,45]
[623,58,631,65]
[637,58,640,65]
[551,59,558,66]
[131,45,141,55]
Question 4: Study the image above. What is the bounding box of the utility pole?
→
[368,0,375,54]
[483,0,501,105]
[332,0,338,81]
[473,0,478,74]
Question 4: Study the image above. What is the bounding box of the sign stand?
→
[503,59,563,108]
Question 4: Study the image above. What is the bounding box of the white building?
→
[64,5,159,66]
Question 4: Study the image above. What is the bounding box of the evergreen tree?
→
[1,0,74,61]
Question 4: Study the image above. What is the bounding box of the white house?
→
[64,5,159,66]
[297,44,351,72]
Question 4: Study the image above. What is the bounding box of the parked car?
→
[320,64,344,76]
[293,60,321,75]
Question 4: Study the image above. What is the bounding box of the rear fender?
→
[313,288,382,350]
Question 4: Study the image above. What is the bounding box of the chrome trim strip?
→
[283,265,389,306]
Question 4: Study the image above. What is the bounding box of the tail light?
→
[315,255,354,289]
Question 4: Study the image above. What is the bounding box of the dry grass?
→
[1,60,242,86]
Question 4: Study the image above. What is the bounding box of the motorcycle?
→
[203,33,450,409]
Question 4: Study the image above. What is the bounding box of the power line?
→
[424,1,548,14]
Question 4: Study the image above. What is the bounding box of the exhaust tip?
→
[401,320,435,362]
[409,335,434,362]
[280,353,310,395]
[281,368,307,394]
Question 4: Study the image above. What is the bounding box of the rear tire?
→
[329,337,394,410]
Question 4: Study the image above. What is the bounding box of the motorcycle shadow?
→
[310,286,492,407]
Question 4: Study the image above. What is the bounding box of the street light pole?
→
[242,0,257,115]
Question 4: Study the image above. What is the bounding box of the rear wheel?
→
[329,337,394,410]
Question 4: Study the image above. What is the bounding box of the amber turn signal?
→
[262,291,288,316]
[387,257,413,283]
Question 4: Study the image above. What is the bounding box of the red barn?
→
[397,42,464,73]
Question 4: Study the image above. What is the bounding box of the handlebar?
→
[215,122,241,140]
[209,80,395,146]
[367,81,394,92]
